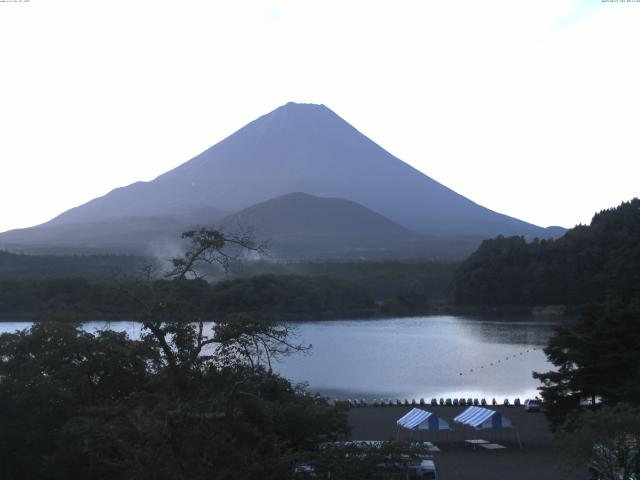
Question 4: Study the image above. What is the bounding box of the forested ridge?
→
[450,198,640,306]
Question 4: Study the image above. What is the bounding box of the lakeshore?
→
[0,316,556,401]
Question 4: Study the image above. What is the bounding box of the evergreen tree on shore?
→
[534,301,640,430]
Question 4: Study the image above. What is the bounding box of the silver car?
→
[524,399,542,412]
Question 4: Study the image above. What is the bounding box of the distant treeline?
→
[209,275,376,319]
[0,251,149,281]
[228,260,457,307]
[450,199,640,306]
[0,250,458,319]
[0,275,383,321]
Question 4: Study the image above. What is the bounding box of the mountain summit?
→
[1,102,561,256]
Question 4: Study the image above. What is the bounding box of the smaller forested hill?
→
[450,199,640,306]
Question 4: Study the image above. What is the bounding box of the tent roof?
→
[454,406,515,429]
[397,408,451,430]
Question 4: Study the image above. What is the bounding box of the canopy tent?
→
[397,408,452,431]
[453,406,515,430]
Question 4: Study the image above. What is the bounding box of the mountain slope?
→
[38,102,555,238]
[0,207,226,254]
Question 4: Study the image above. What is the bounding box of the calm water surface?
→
[0,316,556,401]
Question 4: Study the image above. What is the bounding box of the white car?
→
[417,459,438,479]
[524,399,542,412]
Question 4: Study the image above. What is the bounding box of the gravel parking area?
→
[348,405,584,480]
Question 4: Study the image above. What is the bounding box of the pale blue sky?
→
[0,0,639,233]
[551,0,603,30]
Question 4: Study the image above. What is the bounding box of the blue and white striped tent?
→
[454,406,515,429]
[397,408,452,431]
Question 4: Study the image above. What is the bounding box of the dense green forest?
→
[0,250,457,320]
[0,275,378,321]
[228,260,457,305]
[450,199,640,306]
[1,250,457,301]
[0,250,149,281]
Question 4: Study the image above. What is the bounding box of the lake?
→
[0,315,556,401]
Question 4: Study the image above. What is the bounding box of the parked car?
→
[293,462,317,478]
[375,457,438,479]
[524,399,542,412]
[411,458,437,479]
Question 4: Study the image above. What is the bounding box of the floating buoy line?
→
[330,346,545,408]
[340,396,537,408]
[456,347,539,377]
